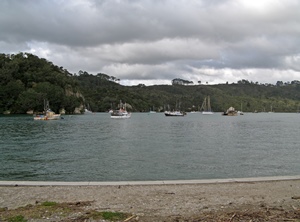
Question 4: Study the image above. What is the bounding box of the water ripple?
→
[0,113,300,181]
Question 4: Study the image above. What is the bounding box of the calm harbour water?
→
[0,112,299,182]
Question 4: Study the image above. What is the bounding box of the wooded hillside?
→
[0,53,299,114]
[0,53,82,114]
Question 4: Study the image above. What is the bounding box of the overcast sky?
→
[1,0,300,86]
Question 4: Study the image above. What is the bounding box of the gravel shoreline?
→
[1,178,300,221]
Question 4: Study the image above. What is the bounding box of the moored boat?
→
[237,110,244,115]
[201,96,214,115]
[164,111,185,117]
[222,106,238,116]
[149,106,156,113]
[34,109,61,120]
[110,100,131,119]
[84,108,93,114]
[111,109,131,119]
[84,104,93,114]
[237,103,244,115]
[33,100,61,120]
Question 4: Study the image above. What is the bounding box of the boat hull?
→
[202,111,214,115]
[110,109,131,119]
[222,106,238,116]
[110,103,131,119]
[164,111,185,117]
[222,113,238,116]
[34,114,61,120]
[110,114,131,119]
[84,109,93,114]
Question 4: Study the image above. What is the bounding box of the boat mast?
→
[44,99,49,112]
[207,96,211,111]
[200,97,206,111]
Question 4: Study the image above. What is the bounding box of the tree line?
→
[0,52,299,114]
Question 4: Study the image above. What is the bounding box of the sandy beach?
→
[1,177,300,221]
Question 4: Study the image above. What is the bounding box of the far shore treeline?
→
[0,52,299,114]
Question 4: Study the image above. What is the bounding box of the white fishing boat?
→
[164,101,185,117]
[33,100,61,120]
[110,101,131,119]
[201,96,214,114]
[111,109,131,119]
[164,111,185,117]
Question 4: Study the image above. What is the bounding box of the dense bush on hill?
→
[0,53,82,114]
[0,53,299,114]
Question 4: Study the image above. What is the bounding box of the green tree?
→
[33,82,65,112]
[15,89,44,113]
[62,95,81,114]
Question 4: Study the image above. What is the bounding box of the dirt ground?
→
[1,179,300,221]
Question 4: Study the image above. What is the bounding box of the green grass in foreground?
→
[0,201,131,221]
[7,215,27,222]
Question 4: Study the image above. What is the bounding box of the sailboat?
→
[201,96,214,115]
[164,101,186,117]
[237,103,244,115]
[268,105,274,113]
[84,104,93,114]
[108,103,113,113]
[149,106,156,113]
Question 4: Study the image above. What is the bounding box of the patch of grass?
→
[102,211,127,221]
[0,201,131,221]
[74,210,131,221]
[7,215,27,222]
[0,202,70,221]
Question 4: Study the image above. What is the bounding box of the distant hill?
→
[0,53,299,114]
[75,72,300,113]
[0,52,82,114]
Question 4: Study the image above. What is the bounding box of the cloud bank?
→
[1,0,300,85]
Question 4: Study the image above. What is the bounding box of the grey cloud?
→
[1,0,300,85]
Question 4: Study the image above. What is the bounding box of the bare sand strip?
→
[1,175,300,186]
[1,176,300,219]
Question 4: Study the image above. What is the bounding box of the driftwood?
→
[229,213,236,221]
[123,215,136,222]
